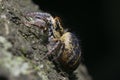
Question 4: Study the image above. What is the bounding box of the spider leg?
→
[23,12,52,30]
[51,44,64,61]
[24,18,47,30]
[24,12,51,19]
[42,40,61,59]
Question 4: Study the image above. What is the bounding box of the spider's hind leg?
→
[42,39,63,60]
[51,43,64,61]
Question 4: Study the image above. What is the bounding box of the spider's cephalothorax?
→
[24,12,81,72]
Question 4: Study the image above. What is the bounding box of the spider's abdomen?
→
[59,32,81,71]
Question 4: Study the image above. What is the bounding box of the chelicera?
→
[24,12,81,72]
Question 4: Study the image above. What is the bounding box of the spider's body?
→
[24,12,81,72]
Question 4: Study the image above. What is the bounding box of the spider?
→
[23,12,81,72]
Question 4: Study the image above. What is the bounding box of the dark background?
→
[32,0,120,80]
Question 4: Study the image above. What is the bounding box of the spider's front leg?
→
[23,12,52,30]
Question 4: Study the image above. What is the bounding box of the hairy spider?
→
[24,12,81,72]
